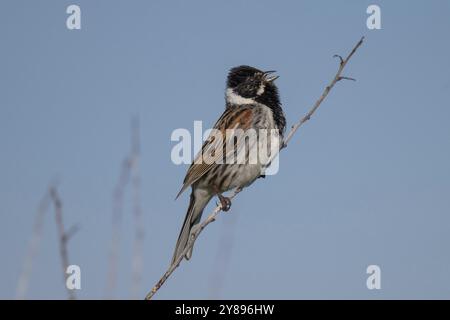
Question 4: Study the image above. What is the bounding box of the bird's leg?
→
[213,185,232,212]
[218,194,232,212]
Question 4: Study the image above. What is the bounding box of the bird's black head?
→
[226,65,281,108]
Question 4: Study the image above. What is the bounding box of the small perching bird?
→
[172,65,286,264]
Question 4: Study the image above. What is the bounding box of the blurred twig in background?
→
[17,182,78,300]
[106,116,144,299]
[106,149,131,298]
[15,189,51,299]
[49,186,78,300]
[130,116,144,299]
[18,116,144,300]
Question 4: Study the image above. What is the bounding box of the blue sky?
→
[1,0,450,299]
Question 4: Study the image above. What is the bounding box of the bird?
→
[171,65,286,265]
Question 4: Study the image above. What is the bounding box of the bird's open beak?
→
[263,70,279,82]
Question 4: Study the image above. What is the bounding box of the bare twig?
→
[145,36,365,300]
[49,186,76,300]
[282,36,364,148]
[16,190,51,299]
[145,188,242,300]
[131,116,144,299]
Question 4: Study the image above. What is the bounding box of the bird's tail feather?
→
[171,189,211,265]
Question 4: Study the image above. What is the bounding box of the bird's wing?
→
[176,105,255,198]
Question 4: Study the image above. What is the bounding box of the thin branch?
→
[282,36,364,148]
[145,36,365,300]
[49,186,76,300]
[145,188,242,300]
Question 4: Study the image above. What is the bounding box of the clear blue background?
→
[1,0,450,299]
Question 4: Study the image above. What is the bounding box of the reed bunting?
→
[172,65,286,264]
